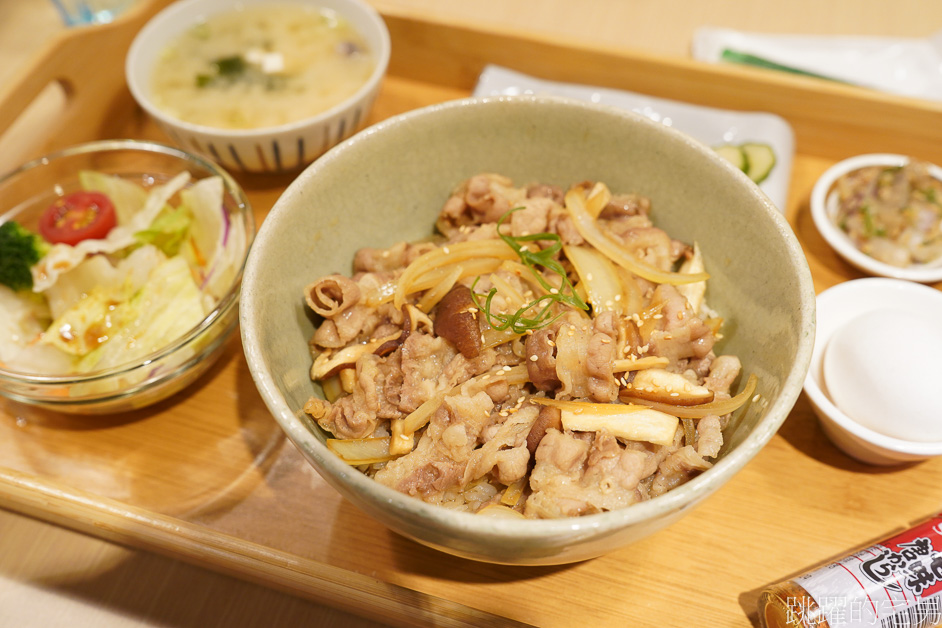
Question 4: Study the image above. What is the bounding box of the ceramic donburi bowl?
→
[241,96,815,565]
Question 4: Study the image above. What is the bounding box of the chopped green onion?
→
[215,55,246,77]
[470,208,588,333]
[861,204,877,237]
[195,55,247,88]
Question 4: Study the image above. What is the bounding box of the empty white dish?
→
[804,277,942,465]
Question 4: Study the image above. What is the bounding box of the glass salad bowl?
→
[0,140,254,413]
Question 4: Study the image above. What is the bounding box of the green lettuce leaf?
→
[134,205,192,256]
[76,256,207,372]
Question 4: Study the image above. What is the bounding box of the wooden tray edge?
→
[0,467,526,628]
[379,7,942,162]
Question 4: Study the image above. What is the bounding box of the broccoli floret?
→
[0,221,50,292]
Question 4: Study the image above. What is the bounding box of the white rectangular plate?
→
[473,65,795,212]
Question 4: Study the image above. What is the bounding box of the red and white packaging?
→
[790,514,942,628]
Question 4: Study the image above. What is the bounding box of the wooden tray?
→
[2,2,942,626]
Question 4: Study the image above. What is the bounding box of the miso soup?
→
[150,4,375,130]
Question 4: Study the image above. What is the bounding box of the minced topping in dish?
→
[301,174,754,519]
[829,160,942,267]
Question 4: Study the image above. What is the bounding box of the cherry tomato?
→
[39,191,117,246]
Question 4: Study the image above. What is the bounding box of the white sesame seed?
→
[529,354,539,362]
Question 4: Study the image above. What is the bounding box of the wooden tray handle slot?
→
[0,0,171,171]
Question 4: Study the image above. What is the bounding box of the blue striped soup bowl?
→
[125,0,390,174]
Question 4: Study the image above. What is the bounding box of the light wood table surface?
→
[1,1,941,627]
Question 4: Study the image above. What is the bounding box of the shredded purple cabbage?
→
[221,204,230,247]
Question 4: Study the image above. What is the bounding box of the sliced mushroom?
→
[433,285,483,358]
[375,304,431,357]
[310,332,400,380]
[526,405,562,455]
[524,328,561,392]
[624,368,715,406]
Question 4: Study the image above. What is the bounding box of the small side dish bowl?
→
[126,0,390,174]
[804,278,942,466]
[241,96,815,565]
[0,140,254,414]
[810,153,942,283]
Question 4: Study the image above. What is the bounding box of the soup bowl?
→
[126,0,390,174]
[240,96,815,564]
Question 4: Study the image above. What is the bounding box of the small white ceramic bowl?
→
[126,0,390,174]
[804,278,942,465]
[810,153,942,283]
[241,96,816,565]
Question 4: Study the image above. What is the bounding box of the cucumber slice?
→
[741,142,776,184]
[714,144,747,172]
